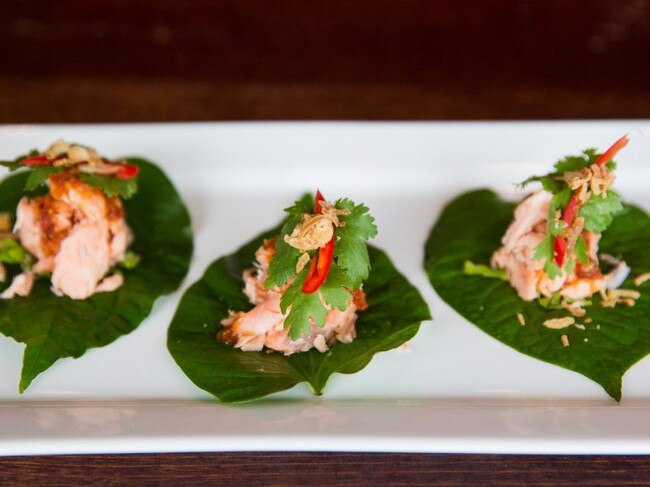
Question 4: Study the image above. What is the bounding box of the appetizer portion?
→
[218,191,373,355]
[168,192,430,403]
[491,135,631,310]
[1,140,139,300]
[0,143,193,392]
[425,136,649,401]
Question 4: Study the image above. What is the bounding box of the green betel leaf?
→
[424,189,650,401]
[167,224,431,403]
[0,158,193,391]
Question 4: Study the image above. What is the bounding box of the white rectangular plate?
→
[0,121,649,455]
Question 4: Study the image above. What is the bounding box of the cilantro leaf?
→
[334,236,370,289]
[554,148,598,172]
[579,191,623,234]
[266,195,313,289]
[79,173,138,199]
[517,174,542,188]
[336,199,377,240]
[564,256,575,275]
[516,175,548,188]
[548,187,573,226]
[519,149,604,191]
[539,176,564,192]
[280,268,327,340]
[546,187,572,240]
[334,199,378,289]
[319,263,353,310]
[0,150,39,172]
[265,235,300,289]
[532,187,572,279]
[533,234,563,280]
[24,166,60,191]
[0,160,21,172]
[285,194,314,219]
[519,175,564,192]
[532,234,553,262]
[574,234,589,264]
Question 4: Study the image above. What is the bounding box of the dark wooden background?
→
[1,0,649,122]
[1,0,650,485]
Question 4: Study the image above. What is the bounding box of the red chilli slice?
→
[116,163,139,180]
[595,134,629,166]
[314,189,325,214]
[301,190,335,294]
[554,194,579,266]
[19,155,50,166]
[553,135,629,267]
[554,236,568,267]
[302,236,335,294]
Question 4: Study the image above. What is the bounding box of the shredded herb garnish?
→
[1,146,139,199]
[0,238,27,265]
[267,194,377,339]
[463,261,507,281]
[120,250,142,270]
[522,146,624,277]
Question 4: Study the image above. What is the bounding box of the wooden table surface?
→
[1,1,650,485]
